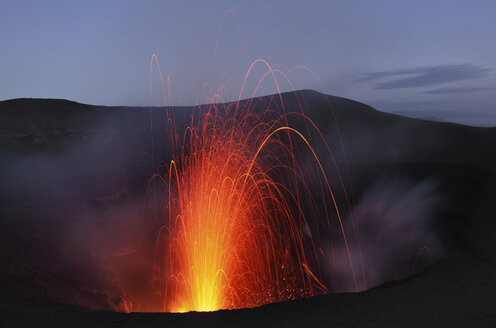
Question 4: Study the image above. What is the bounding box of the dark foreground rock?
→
[1,253,495,328]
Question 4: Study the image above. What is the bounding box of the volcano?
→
[1,90,495,327]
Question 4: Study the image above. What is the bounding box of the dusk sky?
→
[1,0,495,115]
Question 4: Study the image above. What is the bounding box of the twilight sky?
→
[1,0,495,115]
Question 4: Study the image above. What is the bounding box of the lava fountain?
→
[147,59,362,312]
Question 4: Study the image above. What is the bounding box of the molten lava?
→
[147,59,362,313]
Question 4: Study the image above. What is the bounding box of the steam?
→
[0,114,154,312]
[326,178,443,292]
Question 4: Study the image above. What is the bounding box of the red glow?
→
[145,57,363,312]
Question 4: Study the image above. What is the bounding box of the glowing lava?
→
[147,59,362,312]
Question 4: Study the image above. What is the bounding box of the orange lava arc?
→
[147,60,361,312]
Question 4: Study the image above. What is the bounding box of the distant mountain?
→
[1,91,495,172]
[391,110,496,127]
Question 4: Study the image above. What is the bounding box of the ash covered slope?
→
[2,91,495,170]
[281,90,496,172]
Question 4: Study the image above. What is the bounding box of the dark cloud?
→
[424,86,494,94]
[356,64,491,89]
[355,67,425,82]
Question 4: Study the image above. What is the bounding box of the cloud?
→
[423,86,494,94]
[355,67,424,83]
[356,64,491,89]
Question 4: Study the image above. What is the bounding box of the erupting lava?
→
[147,58,362,312]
